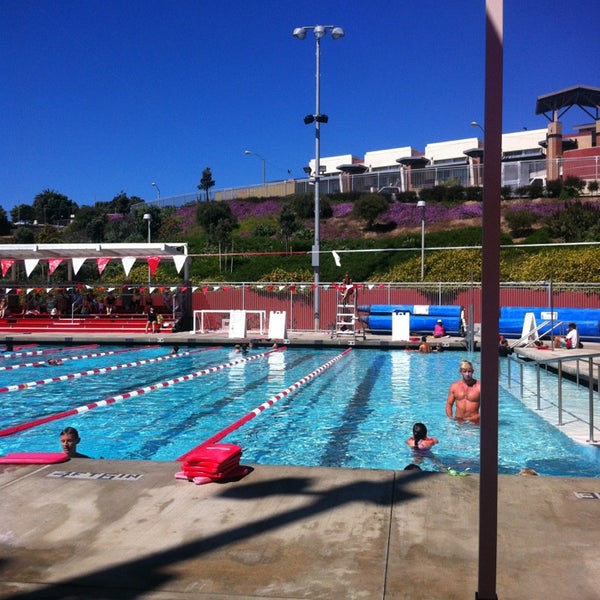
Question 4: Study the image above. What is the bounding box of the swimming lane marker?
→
[0,346,219,393]
[0,344,98,361]
[0,347,270,437]
[177,347,353,462]
[0,344,157,372]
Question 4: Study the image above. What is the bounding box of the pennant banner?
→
[24,259,39,277]
[48,258,63,276]
[72,257,87,276]
[147,256,161,277]
[1,259,15,277]
[96,257,110,275]
[121,257,136,277]
[172,254,186,274]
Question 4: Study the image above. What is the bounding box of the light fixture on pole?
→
[470,120,485,135]
[293,24,345,331]
[143,213,152,285]
[151,182,160,201]
[417,199,426,281]
[243,150,266,194]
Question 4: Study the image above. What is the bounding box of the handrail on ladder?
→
[510,320,565,348]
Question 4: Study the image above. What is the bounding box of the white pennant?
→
[121,256,136,277]
[24,259,39,277]
[172,254,186,274]
[72,257,87,276]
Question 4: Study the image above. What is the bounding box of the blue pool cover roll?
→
[359,314,462,335]
[357,304,463,317]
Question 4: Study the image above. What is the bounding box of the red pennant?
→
[180,286,187,292]
[267,285,274,292]
[96,257,110,275]
[224,286,230,291]
[290,285,296,293]
[1,259,15,277]
[147,256,161,276]
[48,259,63,276]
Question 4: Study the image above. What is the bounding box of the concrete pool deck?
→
[1,459,600,600]
[1,332,599,599]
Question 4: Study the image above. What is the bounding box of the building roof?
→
[535,85,600,121]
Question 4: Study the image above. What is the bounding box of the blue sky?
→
[1,0,598,213]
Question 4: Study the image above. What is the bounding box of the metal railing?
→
[138,155,600,209]
[502,352,600,443]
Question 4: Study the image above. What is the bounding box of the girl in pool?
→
[406,422,439,452]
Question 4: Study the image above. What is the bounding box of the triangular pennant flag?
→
[311,284,317,290]
[149,287,156,294]
[180,286,187,292]
[172,254,186,274]
[96,257,110,275]
[46,287,53,293]
[290,285,296,293]
[267,285,274,292]
[48,258,63,276]
[192,286,199,292]
[278,285,285,291]
[121,256,136,277]
[332,250,341,267]
[72,257,87,276]
[323,284,330,291]
[213,285,220,291]
[27,287,34,294]
[24,259,39,277]
[1,259,15,277]
[368,284,375,290]
[170,286,177,292]
[147,256,161,276]
[107,287,115,292]
[202,286,208,294]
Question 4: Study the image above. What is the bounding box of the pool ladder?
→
[333,292,365,341]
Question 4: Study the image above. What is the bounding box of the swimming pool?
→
[1,344,598,477]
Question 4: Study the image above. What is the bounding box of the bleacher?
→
[0,312,175,335]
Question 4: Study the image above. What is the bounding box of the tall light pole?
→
[417,200,426,280]
[151,182,160,201]
[143,213,152,285]
[243,150,266,194]
[293,24,345,331]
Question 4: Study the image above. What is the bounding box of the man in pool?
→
[59,426,90,458]
[445,359,481,424]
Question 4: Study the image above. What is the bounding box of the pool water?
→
[1,345,598,477]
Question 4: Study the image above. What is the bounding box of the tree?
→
[198,168,215,201]
[352,194,390,229]
[0,207,10,235]
[196,201,238,246]
[9,204,35,224]
[279,204,300,251]
[32,189,78,224]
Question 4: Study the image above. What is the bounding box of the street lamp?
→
[151,182,160,201]
[471,120,485,135]
[417,200,426,281]
[143,213,152,285]
[293,24,345,331]
[243,150,266,194]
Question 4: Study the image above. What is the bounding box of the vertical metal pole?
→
[588,358,595,442]
[557,361,563,425]
[477,1,503,599]
[420,208,425,280]
[313,35,321,331]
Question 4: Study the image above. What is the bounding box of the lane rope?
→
[0,344,98,360]
[177,347,353,462]
[0,346,221,394]
[0,347,273,437]
[0,345,158,372]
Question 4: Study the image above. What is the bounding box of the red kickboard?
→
[0,452,70,464]
[183,444,242,464]
[183,453,242,470]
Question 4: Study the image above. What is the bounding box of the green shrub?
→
[504,209,538,237]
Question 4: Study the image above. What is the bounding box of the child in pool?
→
[406,422,439,451]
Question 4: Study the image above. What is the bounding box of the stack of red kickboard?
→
[175,443,250,485]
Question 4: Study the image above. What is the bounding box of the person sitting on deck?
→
[433,319,446,338]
